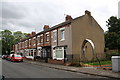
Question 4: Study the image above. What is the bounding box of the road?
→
[2,60,107,78]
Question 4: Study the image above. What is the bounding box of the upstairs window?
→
[22,42,24,48]
[46,33,49,42]
[29,39,31,47]
[33,37,36,46]
[60,28,65,41]
[37,36,40,44]
[25,41,28,47]
[40,35,43,44]
[33,39,36,46]
[53,30,57,42]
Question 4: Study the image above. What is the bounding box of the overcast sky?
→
[1,0,120,33]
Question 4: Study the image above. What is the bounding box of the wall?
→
[51,24,72,62]
[71,14,105,62]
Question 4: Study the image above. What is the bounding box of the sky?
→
[1,0,120,33]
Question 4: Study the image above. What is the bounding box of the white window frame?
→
[29,39,31,47]
[22,42,24,48]
[25,40,28,47]
[33,37,36,39]
[40,34,43,44]
[45,32,49,42]
[33,37,36,46]
[37,36,40,45]
[60,28,65,41]
[33,39,36,46]
[53,30,57,42]
[53,47,64,60]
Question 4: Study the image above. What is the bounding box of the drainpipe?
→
[34,36,37,61]
[57,29,58,47]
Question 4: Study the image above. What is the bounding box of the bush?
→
[106,52,120,60]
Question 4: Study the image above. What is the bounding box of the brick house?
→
[12,10,105,64]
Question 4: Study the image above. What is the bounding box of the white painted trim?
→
[33,37,36,39]
[37,47,42,49]
[46,32,49,34]
[60,27,65,30]
[33,44,36,46]
[60,39,65,41]
[37,43,40,45]
[40,34,43,36]
[85,39,95,49]
[53,40,57,42]
[37,35,40,37]
[53,30,57,32]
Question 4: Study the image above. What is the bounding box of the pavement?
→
[24,60,120,79]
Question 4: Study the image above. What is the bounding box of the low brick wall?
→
[48,59,64,65]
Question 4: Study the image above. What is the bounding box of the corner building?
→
[13,10,105,64]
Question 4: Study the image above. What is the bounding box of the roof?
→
[14,15,84,45]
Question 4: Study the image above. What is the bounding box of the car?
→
[5,55,10,61]
[10,54,23,62]
[2,55,7,59]
[0,75,5,80]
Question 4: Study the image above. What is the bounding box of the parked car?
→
[2,55,7,59]
[10,54,23,62]
[6,55,11,61]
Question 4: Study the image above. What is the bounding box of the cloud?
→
[1,0,120,33]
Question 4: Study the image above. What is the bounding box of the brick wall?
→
[48,59,64,65]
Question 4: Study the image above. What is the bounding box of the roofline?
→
[13,15,85,45]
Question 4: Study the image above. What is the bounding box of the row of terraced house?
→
[12,10,105,64]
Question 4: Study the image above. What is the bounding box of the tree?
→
[0,30,14,54]
[13,31,29,43]
[13,31,23,43]
[105,16,120,51]
[1,30,29,55]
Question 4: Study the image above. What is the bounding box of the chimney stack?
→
[85,10,91,16]
[43,25,49,31]
[65,15,73,21]
[31,32,36,36]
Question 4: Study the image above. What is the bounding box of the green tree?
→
[13,31,23,43]
[13,31,29,43]
[106,16,120,51]
[0,30,14,54]
[0,30,29,55]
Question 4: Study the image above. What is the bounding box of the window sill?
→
[40,43,43,45]
[55,58,64,60]
[37,43,40,45]
[33,44,36,46]
[60,39,65,41]
[46,42,49,43]
[53,40,57,43]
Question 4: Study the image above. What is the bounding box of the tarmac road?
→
[2,59,108,78]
